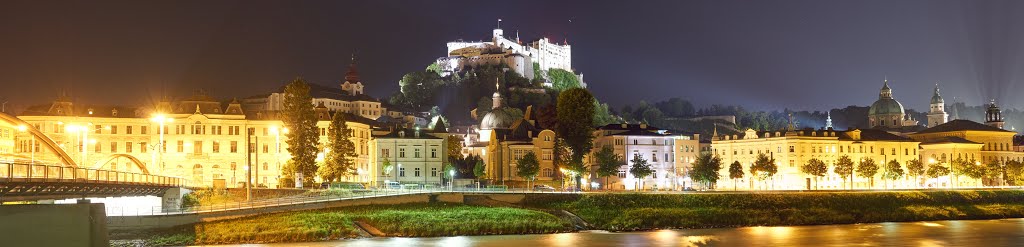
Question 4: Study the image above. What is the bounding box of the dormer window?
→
[399,131,406,138]
[111,109,118,117]
[87,108,94,115]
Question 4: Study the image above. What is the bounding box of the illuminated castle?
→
[436,21,582,87]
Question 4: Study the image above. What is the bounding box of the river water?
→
[222,218,1024,247]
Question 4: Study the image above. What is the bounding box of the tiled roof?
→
[920,136,982,145]
[914,119,1013,134]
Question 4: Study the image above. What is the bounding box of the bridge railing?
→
[0,162,186,187]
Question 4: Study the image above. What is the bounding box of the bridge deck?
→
[0,162,186,202]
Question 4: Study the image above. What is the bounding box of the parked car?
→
[383,181,401,189]
[533,185,556,192]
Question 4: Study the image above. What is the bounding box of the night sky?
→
[2,0,1023,113]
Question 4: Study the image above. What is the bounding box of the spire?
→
[345,54,360,82]
[826,112,833,129]
[491,77,502,109]
[787,113,795,131]
[879,78,892,99]
[712,124,719,141]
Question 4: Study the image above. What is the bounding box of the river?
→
[219,218,1024,246]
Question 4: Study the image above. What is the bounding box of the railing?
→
[108,187,580,216]
[0,162,187,187]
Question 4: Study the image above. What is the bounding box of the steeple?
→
[491,77,502,109]
[712,124,719,141]
[344,54,360,82]
[986,99,1005,129]
[927,83,948,127]
[825,112,833,129]
[879,78,893,99]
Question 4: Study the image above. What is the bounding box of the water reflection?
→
[228,219,1024,247]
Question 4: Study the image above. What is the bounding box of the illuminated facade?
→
[14,91,376,188]
[372,120,449,186]
[712,128,920,190]
[586,123,692,190]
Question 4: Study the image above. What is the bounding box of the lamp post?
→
[449,169,455,190]
[150,114,172,172]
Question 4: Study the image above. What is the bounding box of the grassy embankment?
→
[128,190,1024,246]
[132,203,571,246]
[531,190,1024,231]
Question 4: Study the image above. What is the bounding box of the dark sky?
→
[2,0,1024,113]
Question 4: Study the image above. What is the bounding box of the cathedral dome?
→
[868,80,905,116]
[869,98,905,115]
[480,107,516,130]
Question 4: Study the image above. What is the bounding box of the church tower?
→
[825,112,833,129]
[926,84,948,127]
[986,99,1005,129]
[340,54,364,96]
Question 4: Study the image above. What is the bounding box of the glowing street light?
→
[150,114,173,171]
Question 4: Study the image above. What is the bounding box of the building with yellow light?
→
[712,126,920,190]
[12,91,379,188]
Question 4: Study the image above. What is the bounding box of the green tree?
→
[473,159,486,183]
[834,155,855,190]
[628,153,654,191]
[926,163,951,187]
[983,161,1005,186]
[556,88,596,189]
[949,158,972,188]
[692,151,723,190]
[750,153,777,190]
[319,113,357,182]
[446,135,463,162]
[547,68,581,91]
[592,99,618,127]
[396,71,444,110]
[516,151,541,188]
[593,145,624,190]
[881,160,904,189]
[906,159,924,188]
[282,77,320,187]
[800,158,828,190]
[856,158,879,188]
[442,162,456,184]
[728,161,744,191]
[961,159,985,186]
[1005,160,1024,186]
[381,157,394,180]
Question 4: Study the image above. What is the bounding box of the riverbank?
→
[531,190,1024,230]
[114,190,1024,246]
[112,202,571,246]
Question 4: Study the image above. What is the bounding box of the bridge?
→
[0,112,187,202]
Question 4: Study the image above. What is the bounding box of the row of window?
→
[380,147,439,159]
[724,145,918,156]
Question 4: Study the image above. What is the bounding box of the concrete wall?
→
[0,203,108,247]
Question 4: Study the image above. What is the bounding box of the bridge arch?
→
[91,154,151,175]
[0,112,78,167]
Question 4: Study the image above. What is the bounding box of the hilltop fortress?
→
[435,23,584,87]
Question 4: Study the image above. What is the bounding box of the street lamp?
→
[449,170,455,190]
[150,114,173,171]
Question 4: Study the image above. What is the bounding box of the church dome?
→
[868,80,904,115]
[480,107,516,130]
[869,98,905,115]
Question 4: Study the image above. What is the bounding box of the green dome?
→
[869,98,905,115]
[481,107,516,130]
